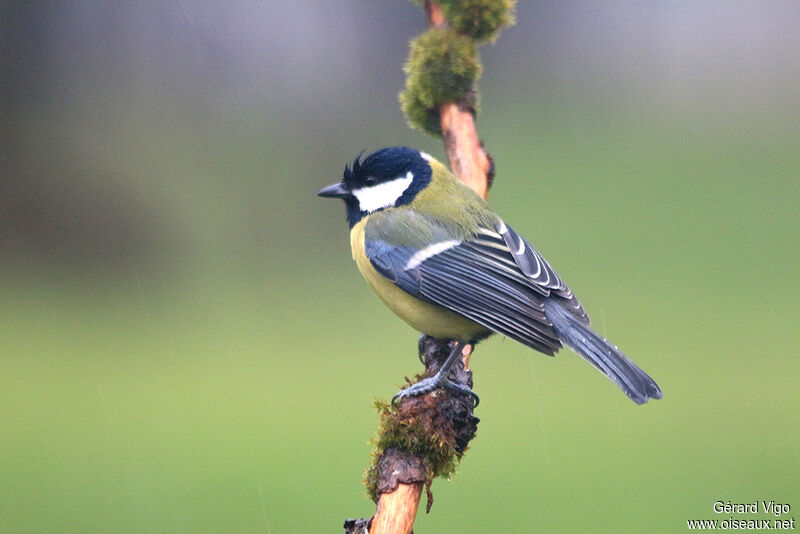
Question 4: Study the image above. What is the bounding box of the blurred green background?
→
[1,2,798,533]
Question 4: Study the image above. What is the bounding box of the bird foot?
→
[392,377,479,408]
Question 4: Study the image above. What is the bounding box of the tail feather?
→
[544,300,662,404]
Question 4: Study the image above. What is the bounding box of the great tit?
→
[318,147,662,405]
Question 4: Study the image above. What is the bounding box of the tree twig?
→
[427,1,493,199]
[346,2,498,532]
[363,337,478,534]
[370,478,423,534]
[367,3,491,527]
[439,101,493,199]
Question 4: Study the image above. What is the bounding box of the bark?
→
[346,3,492,532]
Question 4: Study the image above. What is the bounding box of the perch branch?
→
[370,478,423,534]
[428,1,494,199]
[439,101,493,199]
[346,2,501,532]
[362,338,478,534]
[368,3,492,531]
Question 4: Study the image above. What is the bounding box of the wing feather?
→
[364,213,586,353]
[419,267,561,353]
[495,221,566,291]
[362,212,659,403]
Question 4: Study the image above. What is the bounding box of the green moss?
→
[401,91,443,137]
[364,398,462,502]
[398,1,515,135]
[440,0,516,43]
[400,28,481,136]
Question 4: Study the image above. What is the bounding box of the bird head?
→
[318,147,434,227]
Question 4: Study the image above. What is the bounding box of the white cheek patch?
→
[352,172,414,213]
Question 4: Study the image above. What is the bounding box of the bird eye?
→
[364,176,377,186]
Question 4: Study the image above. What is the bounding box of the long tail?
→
[544,300,662,404]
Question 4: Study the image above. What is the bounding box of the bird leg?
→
[393,341,479,407]
[417,334,429,364]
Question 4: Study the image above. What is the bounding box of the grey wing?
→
[364,217,583,355]
[366,215,662,404]
[475,220,588,323]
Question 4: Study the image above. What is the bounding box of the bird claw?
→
[391,377,479,408]
[417,334,430,364]
[391,376,436,407]
[441,380,480,408]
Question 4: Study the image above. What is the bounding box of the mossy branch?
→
[401,0,515,136]
[364,339,478,504]
[400,0,512,198]
[401,28,481,137]
[344,338,478,534]
[344,2,514,533]
[409,0,516,42]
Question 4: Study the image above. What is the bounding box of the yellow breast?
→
[350,220,489,341]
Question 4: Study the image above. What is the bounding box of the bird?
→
[318,146,662,406]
